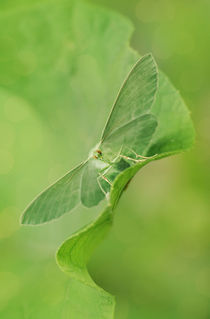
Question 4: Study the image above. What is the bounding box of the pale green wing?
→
[101,54,158,142]
[101,113,158,160]
[21,162,87,225]
[81,158,107,207]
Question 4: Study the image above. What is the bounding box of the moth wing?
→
[101,54,158,143]
[81,158,106,208]
[101,114,158,160]
[21,162,87,225]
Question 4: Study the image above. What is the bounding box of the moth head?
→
[93,149,103,159]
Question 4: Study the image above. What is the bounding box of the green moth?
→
[21,54,158,225]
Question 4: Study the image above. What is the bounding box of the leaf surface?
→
[56,207,115,319]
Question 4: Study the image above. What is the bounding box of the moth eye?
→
[93,155,98,159]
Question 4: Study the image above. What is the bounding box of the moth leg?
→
[112,145,123,162]
[101,148,123,176]
[107,146,124,166]
[103,146,123,168]
[136,153,157,159]
[128,148,157,159]
[97,146,123,192]
[121,147,157,162]
[100,163,112,177]
[119,155,145,163]
[100,174,112,185]
[97,175,108,196]
[97,175,111,202]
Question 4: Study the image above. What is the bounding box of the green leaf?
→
[149,71,195,155]
[56,207,115,319]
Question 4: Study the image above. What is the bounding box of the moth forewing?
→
[101,53,158,142]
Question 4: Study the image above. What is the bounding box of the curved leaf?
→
[56,207,115,319]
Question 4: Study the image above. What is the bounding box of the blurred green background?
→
[0,0,209,318]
